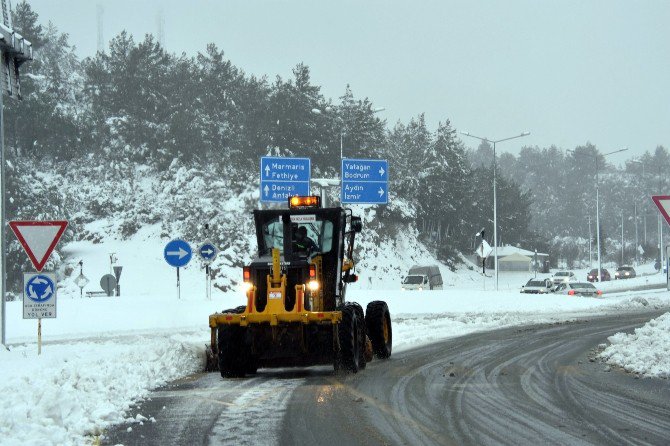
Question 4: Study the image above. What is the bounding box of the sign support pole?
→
[37,318,41,355]
[205,265,210,300]
[177,267,180,300]
[0,69,6,347]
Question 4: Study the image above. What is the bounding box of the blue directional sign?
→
[341,158,389,204]
[260,156,311,203]
[164,239,192,268]
[198,241,218,264]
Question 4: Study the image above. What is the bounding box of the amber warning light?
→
[289,195,321,208]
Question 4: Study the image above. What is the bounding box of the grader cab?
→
[207,196,392,377]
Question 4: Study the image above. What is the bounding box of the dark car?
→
[614,266,636,280]
[587,268,610,282]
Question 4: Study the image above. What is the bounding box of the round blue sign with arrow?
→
[198,241,218,264]
[25,274,56,302]
[164,239,192,268]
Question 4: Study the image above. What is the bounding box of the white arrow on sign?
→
[378,187,385,197]
[264,185,270,196]
[265,165,271,177]
[166,247,189,259]
[202,248,214,256]
[379,166,385,177]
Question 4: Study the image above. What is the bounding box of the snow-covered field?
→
[3,228,670,445]
[599,311,670,378]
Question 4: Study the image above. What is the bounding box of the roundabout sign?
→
[23,272,57,319]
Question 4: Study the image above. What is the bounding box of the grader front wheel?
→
[337,303,361,373]
[365,301,392,359]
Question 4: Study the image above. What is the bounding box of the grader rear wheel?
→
[350,302,367,369]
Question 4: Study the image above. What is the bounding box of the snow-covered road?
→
[2,288,669,445]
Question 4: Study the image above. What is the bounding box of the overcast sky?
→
[26,0,670,164]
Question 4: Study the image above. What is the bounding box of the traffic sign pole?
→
[1,74,6,346]
[23,272,57,354]
[164,239,192,300]
[198,237,217,300]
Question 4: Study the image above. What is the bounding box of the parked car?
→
[554,282,602,297]
[520,278,554,294]
[551,271,576,286]
[587,268,611,282]
[614,266,636,280]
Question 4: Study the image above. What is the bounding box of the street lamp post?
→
[631,159,666,268]
[588,215,593,267]
[634,203,638,265]
[310,106,385,204]
[311,106,385,160]
[461,130,530,291]
[630,159,646,263]
[569,147,628,284]
[0,15,33,347]
[621,212,624,265]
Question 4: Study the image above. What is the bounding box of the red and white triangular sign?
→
[9,220,68,271]
[652,196,670,226]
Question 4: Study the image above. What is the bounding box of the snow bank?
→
[0,331,204,446]
[599,311,670,378]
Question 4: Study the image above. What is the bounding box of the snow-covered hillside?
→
[9,155,472,300]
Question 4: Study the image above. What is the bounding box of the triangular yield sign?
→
[652,196,670,227]
[9,220,68,272]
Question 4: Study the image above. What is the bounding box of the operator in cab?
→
[294,225,318,254]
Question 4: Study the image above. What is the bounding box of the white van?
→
[401,265,443,290]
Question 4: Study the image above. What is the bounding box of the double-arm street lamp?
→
[568,147,628,283]
[311,106,386,159]
[461,131,530,291]
[310,105,385,206]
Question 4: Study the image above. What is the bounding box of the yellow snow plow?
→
[206,196,392,377]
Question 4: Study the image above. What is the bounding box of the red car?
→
[587,268,610,282]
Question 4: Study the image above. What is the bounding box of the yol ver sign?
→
[9,221,68,271]
[341,158,389,204]
[260,156,311,203]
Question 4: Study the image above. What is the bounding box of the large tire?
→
[349,302,367,370]
[366,301,392,359]
[217,306,249,378]
[337,303,361,373]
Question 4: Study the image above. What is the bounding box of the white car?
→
[551,271,576,286]
[520,278,554,294]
